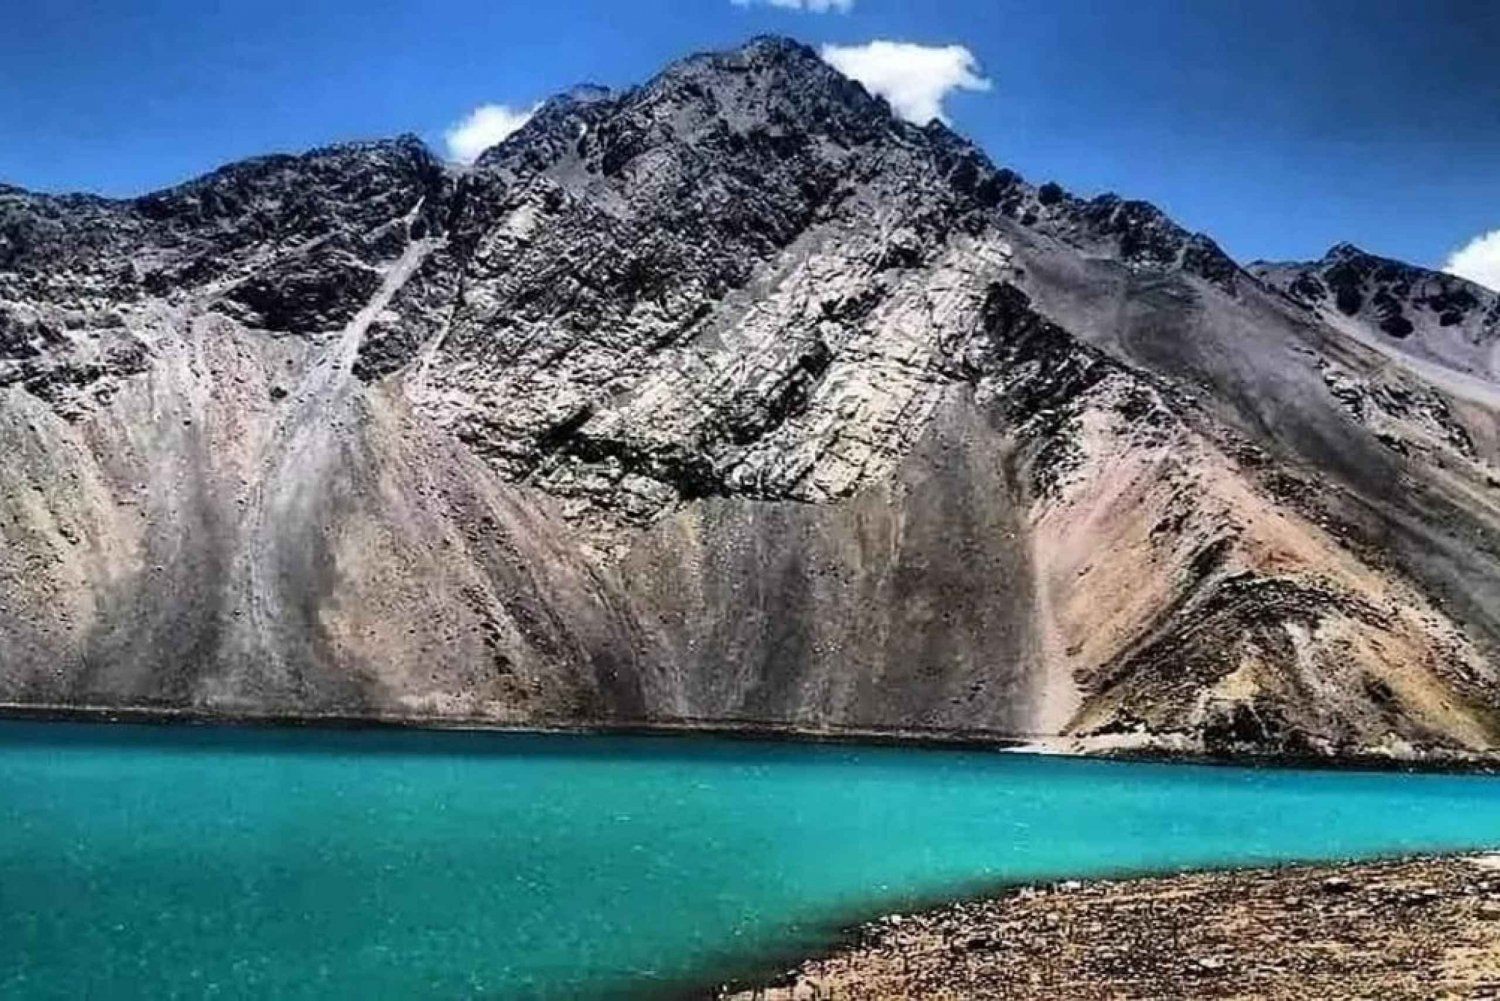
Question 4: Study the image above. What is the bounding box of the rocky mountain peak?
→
[1045,192,1241,290]
[544,83,615,113]
[669,34,840,88]
[474,34,908,172]
[1323,241,1367,261]
[395,35,1020,529]
[633,33,896,139]
[1249,242,1500,379]
[738,32,824,61]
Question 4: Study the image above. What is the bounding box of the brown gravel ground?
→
[723,856,1500,1000]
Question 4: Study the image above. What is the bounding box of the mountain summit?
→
[5,37,1500,761]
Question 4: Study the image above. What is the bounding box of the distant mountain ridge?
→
[1251,244,1500,380]
[5,36,1500,762]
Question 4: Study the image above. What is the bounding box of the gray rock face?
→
[1251,244,1500,379]
[5,35,1500,758]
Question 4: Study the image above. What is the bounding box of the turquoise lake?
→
[5,722,1500,998]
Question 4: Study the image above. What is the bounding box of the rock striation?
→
[5,36,1500,759]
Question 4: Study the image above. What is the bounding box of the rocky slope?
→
[727,856,1500,1000]
[5,36,1500,759]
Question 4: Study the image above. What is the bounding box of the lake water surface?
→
[4,721,1500,998]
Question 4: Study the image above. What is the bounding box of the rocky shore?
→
[725,856,1500,1000]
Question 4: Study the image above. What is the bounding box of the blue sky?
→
[3,0,1497,282]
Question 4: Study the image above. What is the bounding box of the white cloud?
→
[820,40,990,124]
[1444,229,1500,293]
[444,103,540,164]
[731,0,854,11]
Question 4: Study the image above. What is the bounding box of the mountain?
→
[6,36,1500,760]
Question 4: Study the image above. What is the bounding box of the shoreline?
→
[3,701,1499,775]
[0,701,1032,752]
[720,853,1500,1000]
